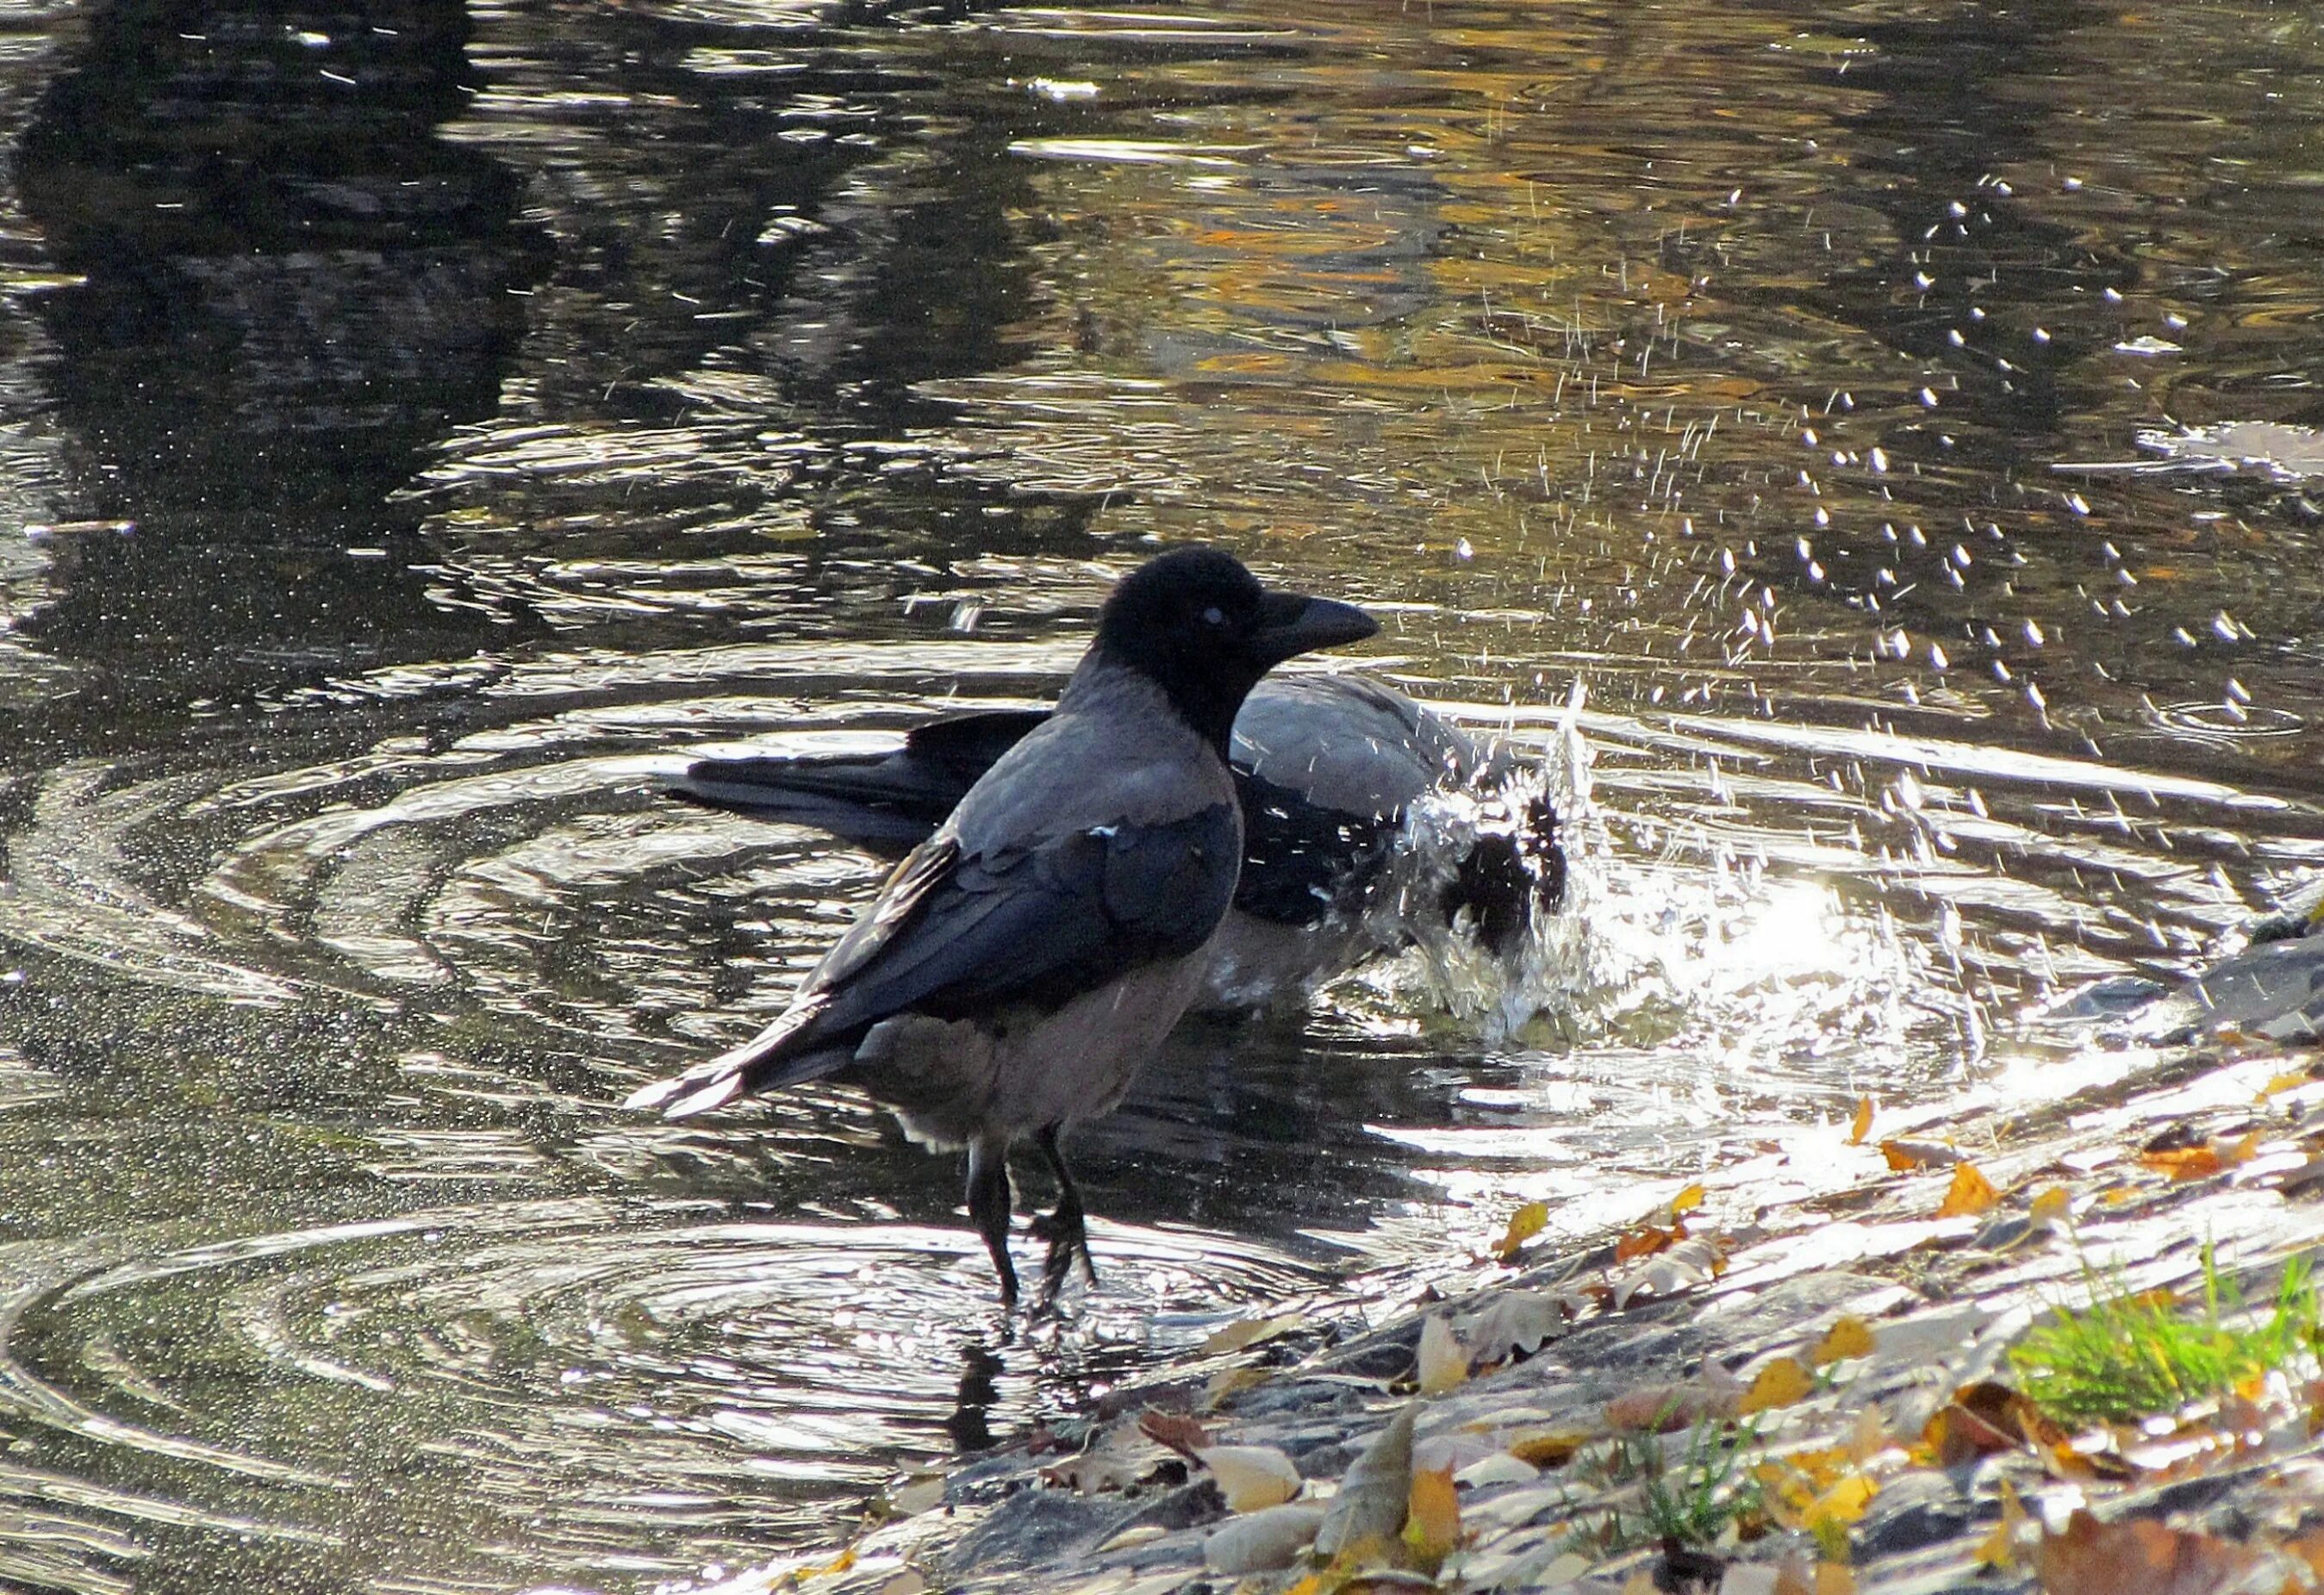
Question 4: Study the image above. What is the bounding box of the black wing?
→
[630,801,1239,1115]
[669,708,1050,849]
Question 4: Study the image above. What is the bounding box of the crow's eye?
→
[1200,605,1226,626]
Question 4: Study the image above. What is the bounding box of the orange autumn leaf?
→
[1847,1095,1874,1146]
[1810,1315,1876,1367]
[1880,1137,1959,1171]
[1508,1429,1589,1467]
[2141,1143,2224,1181]
[1496,1199,1548,1260]
[1403,1465,1461,1566]
[1615,1222,1681,1262]
[1670,1183,1707,1218]
[1740,1356,1816,1415]
[2033,1508,2259,1595]
[1938,1162,2002,1218]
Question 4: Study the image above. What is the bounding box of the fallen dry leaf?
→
[1459,1289,1576,1367]
[1137,1409,1211,1459]
[1847,1402,1891,1464]
[1417,1314,1467,1395]
[1197,1444,1301,1511]
[1937,1161,2002,1218]
[1757,1447,1876,1536]
[2033,1508,2260,1595]
[1201,1312,1305,1356]
[1922,1386,2029,1468]
[1880,1137,1960,1170]
[1974,1479,2029,1571]
[1508,1427,1591,1467]
[2029,1185,2073,1226]
[1312,1402,1415,1561]
[1403,1465,1460,1567]
[1616,1221,1685,1262]
[2141,1143,2226,1181]
[1203,1502,1326,1575]
[1739,1357,1816,1416]
[1671,1182,1707,1217]
[1205,1365,1270,1408]
[1606,1368,1743,1431]
[1496,1199,1549,1260]
[1610,1233,1729,1309]
[1810,1315,1875,1367]
[1848,1096,1874,1146]
[1803,1472,1876,1533]
[2138,1128,2262,1182]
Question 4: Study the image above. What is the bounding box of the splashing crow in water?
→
[625,547,1377,1304]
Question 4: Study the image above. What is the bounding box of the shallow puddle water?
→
[0,0,2321,1591]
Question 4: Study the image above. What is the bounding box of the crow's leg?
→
[965,1137,1018,1307]
[1030,1125,1097,1300]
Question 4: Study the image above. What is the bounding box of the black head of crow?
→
[627,546,1374,1305]
[1087,545,1379,755]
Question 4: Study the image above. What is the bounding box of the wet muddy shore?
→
[735,1010,2324,1595]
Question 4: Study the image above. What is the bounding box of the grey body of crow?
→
[632,661,1238,1144]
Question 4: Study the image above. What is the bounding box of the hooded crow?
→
[627,547,1377,1303]
[670,674,1564,1007]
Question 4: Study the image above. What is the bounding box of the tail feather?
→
[623,1000,852,1118]
[672,752,966,826]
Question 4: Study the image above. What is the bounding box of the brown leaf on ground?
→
[1937,1161,2003,1218]
[1956,1380,2067,1448]
[1918,1380,2065,1468]
[1607,1368,1744,1431]
[1508,1428,1590,1467]
[2137,1125,2262,1182]
[2141,1143,2227,1181]
[1616,1220,1685,1262]
[2034,1510,2260,1595]
[1137,1409,1212,1459]
[1880,1137,1960,1170]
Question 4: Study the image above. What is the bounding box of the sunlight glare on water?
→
[0,0,2321,1589]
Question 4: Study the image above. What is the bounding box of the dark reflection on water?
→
[0,0,2322,1590]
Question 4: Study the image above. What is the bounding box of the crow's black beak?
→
[1249,591,1378,666]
